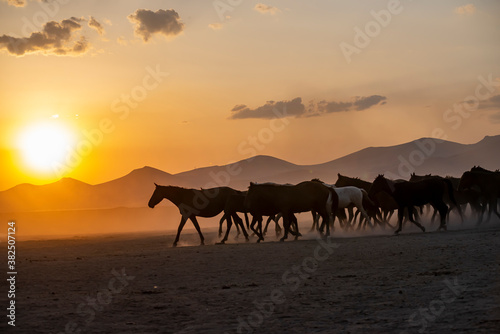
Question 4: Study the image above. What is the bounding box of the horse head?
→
[148,183,164,208]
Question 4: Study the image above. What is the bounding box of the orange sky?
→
[1,0,499,190]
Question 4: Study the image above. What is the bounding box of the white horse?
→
[311,179,373,230]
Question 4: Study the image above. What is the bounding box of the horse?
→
[458,170,500,224]
[244,181,338,241]
[148,184,244,246]
[335,173,393,227]
[409,173,465,223]
[369,175,456,234]
[217,191,250,244]
[310,179,374,231]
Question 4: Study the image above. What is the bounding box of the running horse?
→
[244,181,338,241]
[148,184,245,246]
[369,175,457,234]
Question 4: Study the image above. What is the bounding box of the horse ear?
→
[154,183,159,187]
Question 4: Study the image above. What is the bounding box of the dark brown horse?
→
[244,181,338,241]
[409,173,464,223]
[459,169,500,224]
[369,175,455,234]
[217,191,250,244]
[148,184,243,246]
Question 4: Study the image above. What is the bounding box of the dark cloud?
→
[88,16,105,35]
[0,17,89,56]
[353,95,387,111]
[229,97,305,120]
[128,9,184,42]
[316,100,353,113]
[230,95,387,120]
[478,94,500,110]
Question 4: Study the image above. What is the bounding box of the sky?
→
[0,0,499,191]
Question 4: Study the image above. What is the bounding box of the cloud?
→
[480,94,500,109]
[2,0,48,7]
[455,4,476,15]
[230,95,387,120]
[128,9,184,42]
[3,0,27,7]
[229,97,305,119]
[353,95,387,111]
[0,17,90,56]
[88,16,105,35]
[489,112,500,123]
[208,23,223,30]
[117,36,128,46]
[254,3,280,15]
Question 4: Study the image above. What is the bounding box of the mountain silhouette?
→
[1,135,499,213]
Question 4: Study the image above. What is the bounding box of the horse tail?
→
[361,189,376,208]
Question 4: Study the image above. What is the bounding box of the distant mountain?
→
[1,135,499,213]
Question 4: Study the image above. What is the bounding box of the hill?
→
[1,135,499,213]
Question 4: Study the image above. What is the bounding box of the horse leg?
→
[394,209,404,235]
[407,206,426,232]
[220,214,233,244]
[233,213,248,241]
[250,216,264,242]
[244,213,250,229]
[490,197,500,221]
[173,215,189,247]
[432,202,448,231]
[218,213,226,237]
[189,216,205,245]
[358,205,373,229]
[292,214,301,240]
[280,212,291,242]
[263,216,273,236]
[310,211,318,232]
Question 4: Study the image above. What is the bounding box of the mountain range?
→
[2,135,500,213]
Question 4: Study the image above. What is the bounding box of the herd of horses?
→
[147,166,500,247]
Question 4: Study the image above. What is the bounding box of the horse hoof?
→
[172,243,178,247]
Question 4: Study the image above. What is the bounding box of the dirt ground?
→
[2,223,500,334]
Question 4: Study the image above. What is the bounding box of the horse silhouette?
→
[310,179,375,231]
[148,184,243,246]
[217,191,250,244]
[245,181,338,240]
[409,173,464,224]
[369,175,456,234]
[459,168,500,224]
[335,173,394,227]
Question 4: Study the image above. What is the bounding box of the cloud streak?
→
[254,3,280,15]
[0,17,89,56]
[455,4,476,15]
[88,16,105,35]
[230,95,387,120]
[128,9,184,42]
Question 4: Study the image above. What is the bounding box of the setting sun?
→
[18,121,75,173]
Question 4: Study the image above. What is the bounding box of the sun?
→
[18,120,76,173]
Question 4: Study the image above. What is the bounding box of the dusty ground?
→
[2,223,500,334]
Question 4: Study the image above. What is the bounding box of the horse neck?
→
[160,186,188,205]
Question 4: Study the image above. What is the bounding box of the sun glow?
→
[18,121,76,173]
